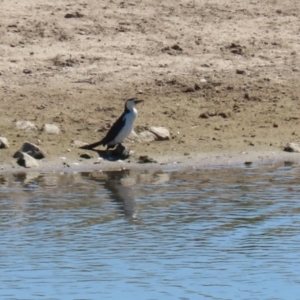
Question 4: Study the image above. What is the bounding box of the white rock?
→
[70,140,89,148]
[0,137,9,149]
[138,130,157,142]
[13,141,46,159]
[127,127,170,143]
[17,152,39,168]
[149,126,170,140]
[126,130,142,143]
[42,124,61,134]
[284,142,300,153]
[16,120,37,132]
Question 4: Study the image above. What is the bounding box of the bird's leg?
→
[114,143,127,156]
[106,144,115,155]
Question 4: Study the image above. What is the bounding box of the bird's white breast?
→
[113,108,137,144]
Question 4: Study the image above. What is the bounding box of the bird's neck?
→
[125,107,137,116]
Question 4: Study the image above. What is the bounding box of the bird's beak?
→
[134,99,144,104]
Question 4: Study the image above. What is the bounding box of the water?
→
[1,164,300,300]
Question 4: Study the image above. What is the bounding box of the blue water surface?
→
[0,164,300,300]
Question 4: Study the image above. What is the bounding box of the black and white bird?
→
[81,98,143,151]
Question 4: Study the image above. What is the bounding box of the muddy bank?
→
[1,146,300,176]
[0,0,300,173]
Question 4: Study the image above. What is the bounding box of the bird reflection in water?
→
[82,170,137,220]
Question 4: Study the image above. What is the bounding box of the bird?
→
[80,98,143,151]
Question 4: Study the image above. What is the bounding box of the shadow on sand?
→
[85,145,131,161]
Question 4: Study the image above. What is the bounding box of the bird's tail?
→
[79,140,104,150]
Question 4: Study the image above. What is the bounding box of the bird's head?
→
[125,98,143,110]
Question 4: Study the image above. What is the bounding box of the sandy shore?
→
[1,147,300,175]
[0,0,300,174]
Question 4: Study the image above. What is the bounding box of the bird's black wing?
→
[101,112,127,145]
[80,112,127,150]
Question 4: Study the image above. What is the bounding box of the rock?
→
[194,83,200,90]
[138,131,157,142]
[17,152,39,168]
[65,13,75,18]
[75,11,85,18]
[236,69,246,75]
[64,12,84,18]
[13,142,46,159]
[80,153,93,159]
[149,127,170,140]
[218,111,231,118]
[70,140,89,148]
[126,130,156,143]
[127,128,170,143]
[0,137,9,149]
[138,155,157,164]
[114,144,131,159]
[126,130,142,143]
[199,111,231,119]
[161,44,183,55]
[42,123,61,134]
[16,120,38,132]
[284,142,300,153]
[171,44,183,51]
[228,43,244,55]
[183,87,195,93]
[199,112,209,119]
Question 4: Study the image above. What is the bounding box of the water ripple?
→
[0,165,300,299]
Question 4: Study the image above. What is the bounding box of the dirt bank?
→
[0,0,300,172]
